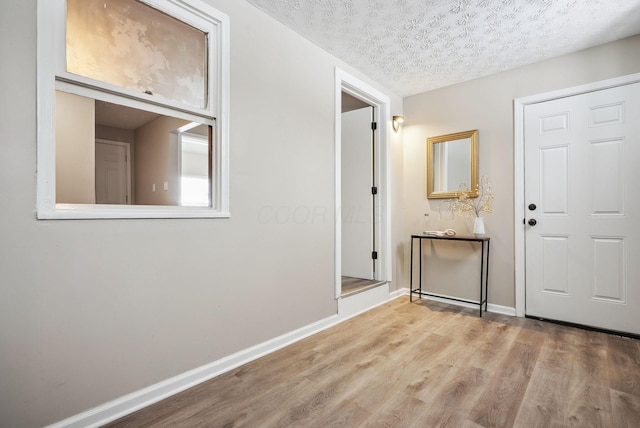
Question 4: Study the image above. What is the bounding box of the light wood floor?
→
[105,297,640,427]
[341,276,385,297]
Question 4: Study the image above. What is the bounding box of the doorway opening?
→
[340,95,382,296]
[335,68,392,299]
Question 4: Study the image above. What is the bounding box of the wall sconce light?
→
[392,115,404,132]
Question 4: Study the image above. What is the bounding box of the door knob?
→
[528,203,537,211]
[528,219,537,226]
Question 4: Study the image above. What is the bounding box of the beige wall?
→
[134,116,189,205]
[0,0,402,426]
[55,91,96,204]
[401,34,640,307]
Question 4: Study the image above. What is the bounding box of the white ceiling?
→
[245,0,640,97]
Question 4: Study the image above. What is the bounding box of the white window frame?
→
[36,0,230,219]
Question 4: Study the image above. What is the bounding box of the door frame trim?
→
[335,68,392,299]
[513,72,640,317]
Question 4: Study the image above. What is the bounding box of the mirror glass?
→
[55,90,212,207]
[426,130,478,199]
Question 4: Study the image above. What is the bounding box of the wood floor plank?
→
[410,321,499,405]
[464,320,522,374]
[610,389,640,428]
[103,369,245,428]
[304,302,418,357]
[231,346,323,385]
[468,330,543,428]
[512,325,575,427]
[417,365,488,427]
[361,394,428,428]
[607,335,640,396]
[156,375,312,428]
[563,383,612,428]
[193,376,318,428]
[357,333,456,426]
[106,298,640,428]
[561,330,612,427]
[273,387,370,428]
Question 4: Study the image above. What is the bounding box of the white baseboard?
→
[47,284,403,428]
[396,288,516,316]
[486,303,517,316]
[389,287,407,300]
[337,282,391,321]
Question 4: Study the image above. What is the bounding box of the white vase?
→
[473,216,485,236]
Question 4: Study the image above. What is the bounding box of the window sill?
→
[37,204,230,220]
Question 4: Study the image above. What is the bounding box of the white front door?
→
[341,106,374,280]
[95,140,130,205]
[524,83,640,335]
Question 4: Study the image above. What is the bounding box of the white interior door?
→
[341,106,374,280]
[524,83,640,335]
[95,140,130,205]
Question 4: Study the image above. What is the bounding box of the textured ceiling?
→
[245,0,640,97]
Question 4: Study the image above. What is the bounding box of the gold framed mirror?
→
[426,129,478,199]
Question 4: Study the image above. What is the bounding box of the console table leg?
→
[419,238,423,298]
[480,243,485,317]
[410,237,414,302]
[485,241,490,312]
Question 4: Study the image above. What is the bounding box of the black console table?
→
[409,234,490,317]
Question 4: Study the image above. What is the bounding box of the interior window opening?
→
[37,0,229,219]
[55,90,213,207]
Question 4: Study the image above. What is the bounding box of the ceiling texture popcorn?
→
[245,0,640,96]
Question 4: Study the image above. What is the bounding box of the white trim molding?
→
[513,72,640,318]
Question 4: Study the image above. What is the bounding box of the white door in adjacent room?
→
[95,140,131,205]
[524,82,640,335]
[341,106,374,280]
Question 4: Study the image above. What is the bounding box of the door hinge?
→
[372,251,378,260]
[371,122,377,130]
[371,186,378,195]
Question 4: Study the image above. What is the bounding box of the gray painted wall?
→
[3,0,638,425]
[0,1,402,426]
[402,34,640,308]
